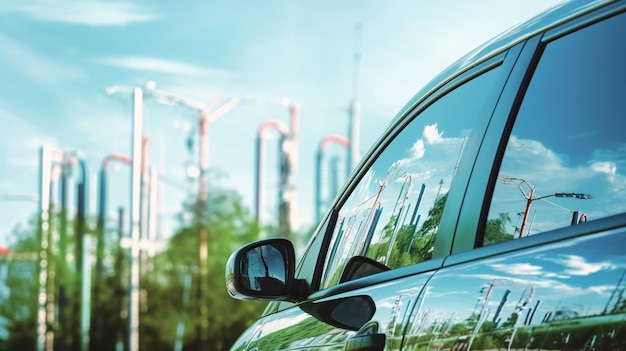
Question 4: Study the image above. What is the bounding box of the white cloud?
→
[99,56,231,78]
[2,1,157,26]
[554,255,614,276]
[423,124,444,144]
[0,34,82,83]
[490,262,543,276]
[591,161,617,176]
[410,139,425,160]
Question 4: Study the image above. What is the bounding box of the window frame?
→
[302,46,523,298]
[452,3,626,259]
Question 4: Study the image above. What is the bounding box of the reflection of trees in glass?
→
[483,212,514,246]
[251,316,339,351]
[367,194,448,269]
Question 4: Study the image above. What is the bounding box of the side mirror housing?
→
[226,238,305,301]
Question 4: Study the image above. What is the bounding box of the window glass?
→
[484,12,626,245]
[320,65,506,289]
[296,214,332,284]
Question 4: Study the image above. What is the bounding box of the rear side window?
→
[484,12,626,245]
[319,63,508,289]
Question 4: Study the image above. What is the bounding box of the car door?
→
[233,43,523,351]
[403,5,626,351]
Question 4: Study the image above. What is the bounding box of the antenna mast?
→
[347,23,362,177]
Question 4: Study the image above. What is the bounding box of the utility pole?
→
[143,87,239,347]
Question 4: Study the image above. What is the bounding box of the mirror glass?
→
[240,244,287,293]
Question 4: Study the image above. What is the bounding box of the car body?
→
[226,1,626,350]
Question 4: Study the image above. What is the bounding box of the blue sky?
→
[0,0,563,247]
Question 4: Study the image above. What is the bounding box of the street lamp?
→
[143,82,291,345]
[500,177,592,238]
[142,84,240,347]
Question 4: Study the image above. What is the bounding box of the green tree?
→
[483,212,514,246]
[1,182,271,351]
[1,220,39,351]
[2,210,92,351]
[139,185,267,350]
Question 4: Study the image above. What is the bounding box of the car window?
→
[484,12,626,245]
[319,64,508,289]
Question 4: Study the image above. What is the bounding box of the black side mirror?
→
[226,238,302,301]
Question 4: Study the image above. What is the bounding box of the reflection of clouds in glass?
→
[503,136,563,173]
[359,169,374,194]
[423,124,444,144]
[503,136,625,188]
[496,135,626,229]
[393,126,465,177]
[552,254,615,276]
[460,273,574,292]
[591,161,617,179]
[408,170,434,184]
[588,284,617,296]
[411,139,426,159]
[393,124,442,169]
[490,263,543,276]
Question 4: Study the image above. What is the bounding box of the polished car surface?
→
[226,1,626,350]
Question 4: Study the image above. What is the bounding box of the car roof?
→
[387,0,617,127]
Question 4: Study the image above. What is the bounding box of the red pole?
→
[518,189,534,238]
[199,111,208,202]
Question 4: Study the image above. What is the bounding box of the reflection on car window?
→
[320,65,507,289]
[485,12,626,245]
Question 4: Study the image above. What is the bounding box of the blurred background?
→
[0,1,561,350]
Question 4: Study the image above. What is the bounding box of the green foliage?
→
[1,221,39,351]
[139,186,268,350]
[483,212,514,246]
[1,185,270,351]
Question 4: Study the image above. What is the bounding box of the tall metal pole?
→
[37,146,52,351]
[255,120,289,236]
[347,23,362,176]
[148,167,159,244]
[278,135,291,239]
[518,189,534,238]
[72,156,89,351]
[57,168,68,351]
[116,207,129,351]
[254,133,264,228]
[93,154,131,351]
[315,135,349,223]
[279,104,299,238]
[197,111,209,347]
[129,87,143,351]
[37,146,65,351]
